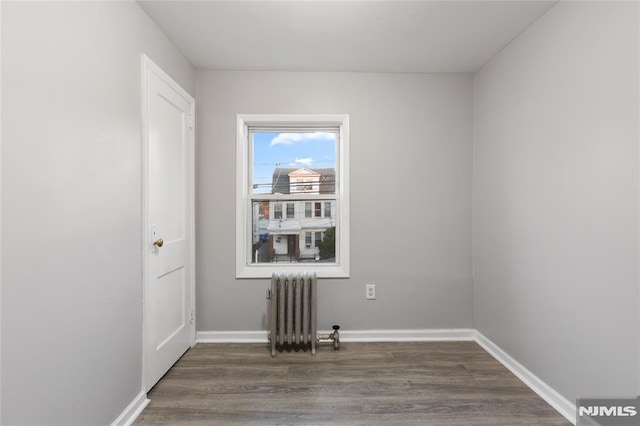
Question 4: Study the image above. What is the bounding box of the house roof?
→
[272,167,335,194]
[288,167,321,178]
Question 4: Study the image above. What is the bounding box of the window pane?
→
[251,199,336,264]
[305,202,312,218]
[251,131,336,195]
[258,201,269,218]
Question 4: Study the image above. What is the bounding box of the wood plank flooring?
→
[135,342,570,425]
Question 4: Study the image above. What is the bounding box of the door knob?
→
[153,238,164,248]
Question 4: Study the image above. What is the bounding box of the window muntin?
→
[237,114,349,278]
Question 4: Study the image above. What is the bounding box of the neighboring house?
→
[253,167,336,262]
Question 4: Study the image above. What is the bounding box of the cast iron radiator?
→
[269,271,317,357]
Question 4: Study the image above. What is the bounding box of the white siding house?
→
[252,167,336,263]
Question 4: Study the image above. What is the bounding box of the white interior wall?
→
[196,70,474,332]
[473,0,639,401]
[1,1,195,424]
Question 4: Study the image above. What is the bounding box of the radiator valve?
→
[316,324,341,350]
[332,325,341,350]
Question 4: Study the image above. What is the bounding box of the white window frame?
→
[236,114,350,278]
[286,202,295,219]
[273,202,282,219]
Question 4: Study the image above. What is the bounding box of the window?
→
[258,201,268,218]
[236,114,350,278]
[324,202,332,218]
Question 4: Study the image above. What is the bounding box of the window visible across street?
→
[236,114,350,278]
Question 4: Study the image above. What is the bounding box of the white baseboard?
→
[474,331,576,425]
[196,328,475,343]
[110,390,149,426]
[337,328,475,342]
[197,330,268,343]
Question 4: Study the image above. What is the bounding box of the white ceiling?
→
[137,0,557,73]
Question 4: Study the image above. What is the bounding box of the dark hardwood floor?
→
[135,341,570,425]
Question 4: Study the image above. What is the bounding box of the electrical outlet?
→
[366,284,376,300]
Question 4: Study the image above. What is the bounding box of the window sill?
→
[236,264,349,279]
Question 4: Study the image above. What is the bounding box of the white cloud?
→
[270,132,336,147]
[294,158,313,165]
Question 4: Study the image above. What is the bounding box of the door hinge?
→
[188,114,194,131]
[189,309,194,325]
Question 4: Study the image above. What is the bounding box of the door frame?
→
[140,54,196,392]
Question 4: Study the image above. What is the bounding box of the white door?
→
[143,56,195,391]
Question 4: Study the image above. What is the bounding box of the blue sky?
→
[252,131,336,194]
